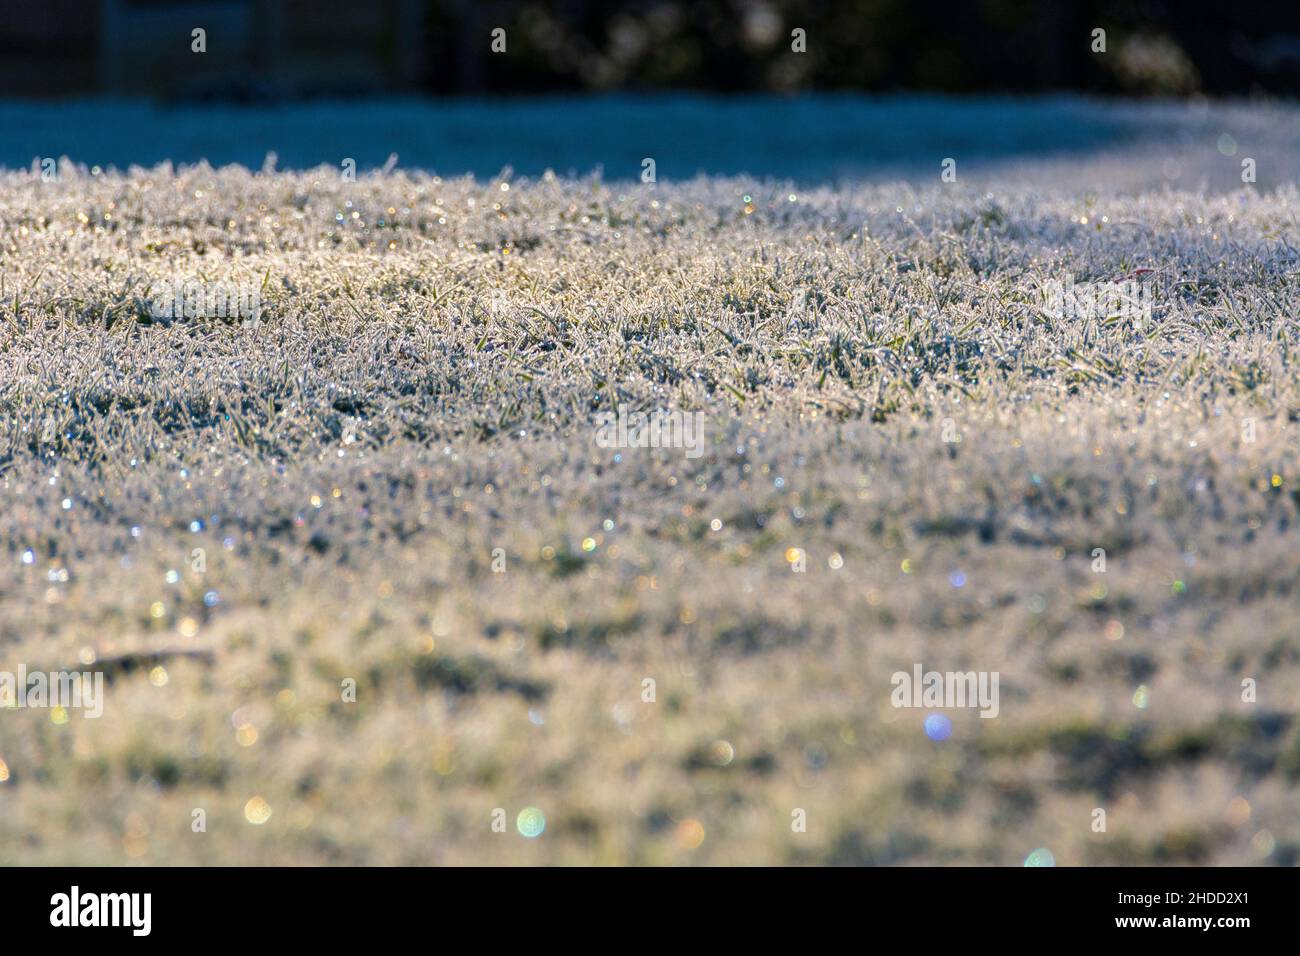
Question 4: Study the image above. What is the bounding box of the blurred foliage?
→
[426,0,1300,96]
[2,0,1299,98]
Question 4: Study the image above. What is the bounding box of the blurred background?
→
[1,2,1298,184]
[3,0,1299,100]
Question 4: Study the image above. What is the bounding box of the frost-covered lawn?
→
[1,97,1299,864]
